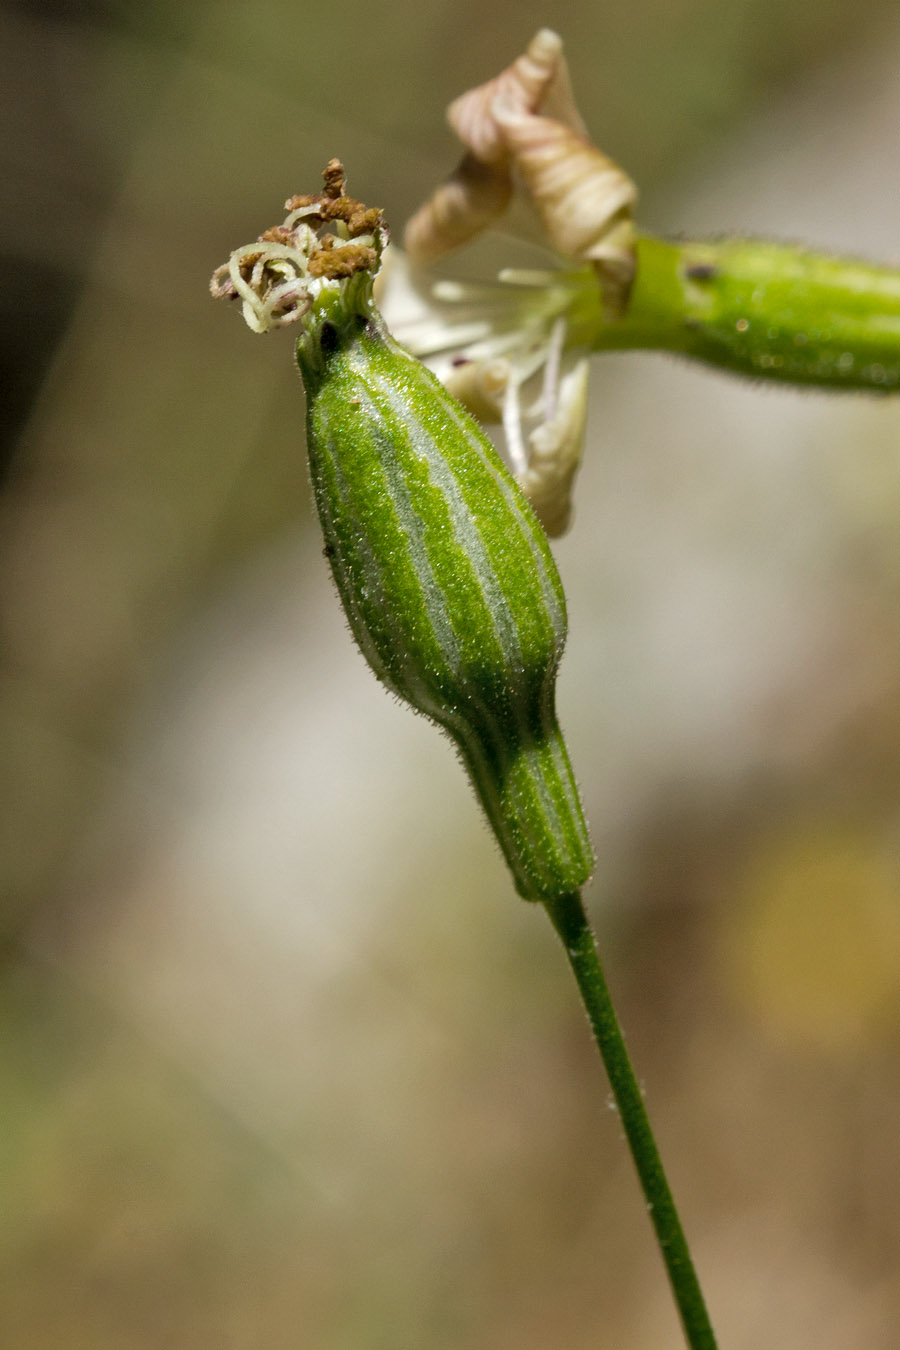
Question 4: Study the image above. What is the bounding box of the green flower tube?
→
[211,162,593,902]
[593,233,900,391]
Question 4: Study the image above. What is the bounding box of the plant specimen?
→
[211,30,900,1349]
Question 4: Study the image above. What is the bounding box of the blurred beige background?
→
[3,1,900,1346]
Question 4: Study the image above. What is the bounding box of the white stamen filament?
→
[219,228,380,334]
[541,316,567,421]
[497,267,561,288]
[502,374,528,478]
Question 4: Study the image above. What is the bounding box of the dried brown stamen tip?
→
[279,160,386,241]
[283,195,386,240]
[259,225,296,244]
[308,243,379,278]
[209,264,236,299]
[211,160,387,331]
[232,247,267,270]
[322,156,345,199]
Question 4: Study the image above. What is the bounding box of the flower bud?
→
[212,163,593,902]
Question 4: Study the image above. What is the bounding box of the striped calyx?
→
[212,162,593,902]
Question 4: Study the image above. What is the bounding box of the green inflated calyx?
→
[211,160,593,902]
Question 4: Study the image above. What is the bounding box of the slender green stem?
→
[543,889,718,1350]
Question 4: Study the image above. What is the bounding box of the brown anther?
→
[307,243,378,278]
[280,165,386,240]
[322,158,346,199]
[320,196,356,221]
[259,225,296,244]
[211,161,385,321]
[347,205,383,235]
[234,247,266,272]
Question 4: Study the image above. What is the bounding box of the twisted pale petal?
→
[404,28,585,263]
[493,103,637,315]
[446,28,581,163]
[521,359,589,537]
[444,356,510,423]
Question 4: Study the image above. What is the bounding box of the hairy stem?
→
[543,890,718,1350]
[587,231,900,392]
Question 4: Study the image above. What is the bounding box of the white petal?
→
[519,359,589,537]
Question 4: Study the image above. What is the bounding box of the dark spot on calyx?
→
[685,261,718,281]
[319,320,340,354]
